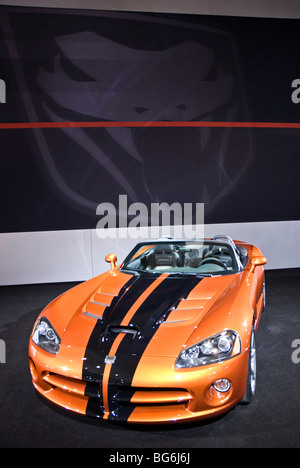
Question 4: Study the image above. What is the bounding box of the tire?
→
[241,328,257,404]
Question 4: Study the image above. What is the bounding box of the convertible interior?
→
[122,238,248,275]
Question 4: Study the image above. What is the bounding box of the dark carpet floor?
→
[0,269,299,448]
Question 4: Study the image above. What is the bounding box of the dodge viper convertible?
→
[29,236,267,424]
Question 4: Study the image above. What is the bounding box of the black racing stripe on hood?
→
[83,273,139,418]
[102,274,156,326]
[107,275,202,421]
[82,274,155,383]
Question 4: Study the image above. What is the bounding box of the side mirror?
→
[250,256,267,273]
[105,254,118,272]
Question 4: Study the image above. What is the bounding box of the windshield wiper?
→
[121,268,214,277]
[163,271,214,278]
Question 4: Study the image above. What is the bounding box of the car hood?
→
[56,271,241,382]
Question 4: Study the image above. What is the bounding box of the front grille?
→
[116,386,192,406]
[43,373,192,408]
[43,372,102,398]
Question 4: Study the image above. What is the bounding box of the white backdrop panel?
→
[0,221,298,285]
[2,0,300,19]
[0,229,92,285]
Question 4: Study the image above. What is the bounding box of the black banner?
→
[0,7,299,233]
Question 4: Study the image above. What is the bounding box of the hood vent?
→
[82,292,117,320]
[105,325,140,339]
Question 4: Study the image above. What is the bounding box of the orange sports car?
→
[29,236,267,424]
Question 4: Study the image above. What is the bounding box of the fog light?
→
[213,378,231,393]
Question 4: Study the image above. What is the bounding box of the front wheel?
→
[241,329,257,404]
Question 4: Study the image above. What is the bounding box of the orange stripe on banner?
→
[1,121,300,129]
[102,273,169,419]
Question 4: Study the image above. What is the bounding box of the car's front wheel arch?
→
[240,327,256,405]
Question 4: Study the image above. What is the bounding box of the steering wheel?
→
[198,257,228,270]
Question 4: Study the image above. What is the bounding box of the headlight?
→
[32,317,61,355]
[175,330,241,368]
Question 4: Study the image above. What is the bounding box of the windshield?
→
[121,240,241,276]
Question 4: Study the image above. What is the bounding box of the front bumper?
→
[29,340,249,424]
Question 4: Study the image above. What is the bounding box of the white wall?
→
[2,0,300,19]
[1,221,299,285]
